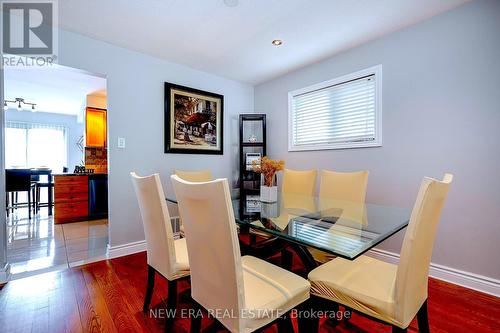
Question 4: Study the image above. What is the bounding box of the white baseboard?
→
[106,220,180,259]
[367,248,500,298]
[0,263,11,284]
[107,240,146,259]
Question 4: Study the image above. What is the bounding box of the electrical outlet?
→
[117,137,126,148]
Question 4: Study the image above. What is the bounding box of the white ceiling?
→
[4,65,106,116]
[58,0,469,84]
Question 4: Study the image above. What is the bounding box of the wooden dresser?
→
[54,175,89,224]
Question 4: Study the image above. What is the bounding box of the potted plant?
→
[252,157,285,203]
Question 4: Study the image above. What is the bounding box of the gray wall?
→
[4,110,84,171]
[55,29,254,249]
[254,0,500,280]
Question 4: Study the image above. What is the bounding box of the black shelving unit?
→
[239,114,266,197]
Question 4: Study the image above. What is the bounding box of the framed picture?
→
[245,152,261,171]
[164,82,223,154]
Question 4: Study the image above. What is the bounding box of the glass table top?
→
[235,193,410,260]
[168,192,410,260]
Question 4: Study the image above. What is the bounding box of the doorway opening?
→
[3,64,109,279]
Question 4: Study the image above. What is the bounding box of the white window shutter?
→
[289,66,381,151]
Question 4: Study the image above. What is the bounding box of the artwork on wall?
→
[164,82,223,154]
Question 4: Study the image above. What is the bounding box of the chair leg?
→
[6,193,9,217]
[31,188,35,215]
[190,299,202,333]
[33,187,37,214]
[417,300,430,333]
[165,279,178,332]
[249,233,257,245]
[36,186,40,213]
[318,297,341,328]
[11,192,16,212]
[281,248,293,270]
[297,297,320,333]
[28,190,31,219]
[344,306,353,321]
[277,312,294,333]
[143,265,155,312]
[392,326,407,333]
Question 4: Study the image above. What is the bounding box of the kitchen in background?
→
[53,96,109,225]
[4,64,110,278]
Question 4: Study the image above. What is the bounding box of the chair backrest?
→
[395,174,453,323]
[171,175,244,332]
[282,169,317,196]
[319,170,369,223]
[174,169,213,182]
[130,172,178,280]
[319,170,369,202]
[5,169,33,192]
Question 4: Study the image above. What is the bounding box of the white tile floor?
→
[6,206,108,280]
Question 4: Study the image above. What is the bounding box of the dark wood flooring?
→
[0,251,499,333]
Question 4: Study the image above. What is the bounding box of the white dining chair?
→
[171,175,311,333]
[319,169,369,202]
[172,170,213,237]
[248,169,318,269]
[311,169,369,263]
[174,169,213,182]
[282,168,318,196]
[130,172,190,331]
[307,174,453,333]
[250,168,317,240]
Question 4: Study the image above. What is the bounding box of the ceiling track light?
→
[272,39,283,46]
[4,97,36,112]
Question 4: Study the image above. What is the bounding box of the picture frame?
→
[245,152,261,171]
[164,82,224,154]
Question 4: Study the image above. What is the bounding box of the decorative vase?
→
[260,173,277,203]
[261,202,279,218]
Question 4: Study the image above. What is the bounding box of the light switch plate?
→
[117,137,126,148]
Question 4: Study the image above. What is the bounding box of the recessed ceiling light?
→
[223,0,239,7]
[272,39,283,46]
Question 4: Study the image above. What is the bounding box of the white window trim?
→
[288,65,382,152]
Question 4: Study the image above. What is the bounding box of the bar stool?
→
[6,169,36,219]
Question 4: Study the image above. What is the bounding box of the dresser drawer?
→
[55,191,88,203]
[54,175,88,197]
[55,182,88,195]
[55,202,88,220]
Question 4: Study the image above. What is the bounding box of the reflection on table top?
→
[168,192,410,260]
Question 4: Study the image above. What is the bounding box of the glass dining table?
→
[168,191,410,271]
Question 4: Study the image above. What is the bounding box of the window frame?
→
[288,65,382,152]
[5,121,68,171]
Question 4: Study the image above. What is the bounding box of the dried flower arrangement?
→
[252,156,285,187]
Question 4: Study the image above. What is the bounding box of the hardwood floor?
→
[1,251,499,333]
